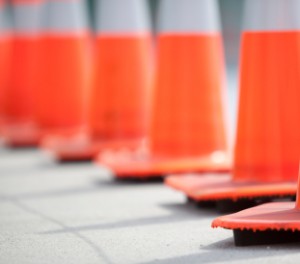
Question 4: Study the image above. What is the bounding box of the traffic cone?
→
[1,0,43,147]
[166,0,300,212]
[212,164,300,246]
[42,0,152,161]
[0,0,11,133]
[96,0,230,179]
[44,0,153,161]
[37,0,90,161]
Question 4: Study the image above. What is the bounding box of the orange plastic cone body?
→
[90,0,152,147]
[90,35,152,142]
[1,0,43,146]
[38,37,87,132]
[36,0,89,137]
[96,0,230,178]
[151,33,227,158]
[0,39,10,126]
[234,31,300,183]
[7,38,39,123]
[166,0,300,202]
[39,0,150,161]
[0,1,11,128]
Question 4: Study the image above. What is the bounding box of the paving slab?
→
[0,147,300,264]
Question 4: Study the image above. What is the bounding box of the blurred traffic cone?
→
[2,0,43,147]
[44,0,153,162]
[166,0,300,212]
[212,163,300,246]
[97,0,229,179]
[0,0,11,133]
[42,0,152,161]
[37,0,90,161]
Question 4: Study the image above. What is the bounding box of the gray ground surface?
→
[1,69,299,263]
[1,146,300,264]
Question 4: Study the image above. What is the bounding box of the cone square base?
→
[212,202,300,246]
[165,175,297,208]
[97,152,231,179]
[41,134,98,162]
[42,136,147,162]
[2,124,40,148]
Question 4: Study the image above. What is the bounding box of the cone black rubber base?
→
[209,195,295,213]
[186,195,296,213]
[5,142,38,149]
[7,145,37,149]
[187,197,196,203]
[233,229,300,246]
[196,200,216,209]
[216,199,258,213]
[115,176,164,182]
[167,175,298,213]
[186,196,216,208]
[57,158,92,163]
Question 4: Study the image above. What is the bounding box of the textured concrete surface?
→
[1,147,300,264]
[1,69,299,263]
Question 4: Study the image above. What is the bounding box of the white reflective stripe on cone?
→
[157,0,220,33]
[95,0,150,34]
[12,2,43,35]
[243,0,300,31]
[43,0,88,33]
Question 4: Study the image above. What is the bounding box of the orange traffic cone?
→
[212,163,300,246]
[96,0,230,179]
[37,0,90,160]
[40,0,151,160]
[46,0,153,161]
[2,0,43,147]
[0,0,11,133]
[90,0,152,147]
[166,0,300,211]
